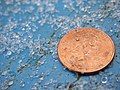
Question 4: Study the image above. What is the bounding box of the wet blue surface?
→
[0,0,120,90]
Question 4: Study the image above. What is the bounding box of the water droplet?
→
[8,80,14,86]
[31,51,35,55]
[63,67,66,70]
[101,76,108,84]
[37,60,45,66]
[53,66,57,69]
[31,85,38,90]
[75,38,79,41]
[18,60,22,64]
[6,51,12,56]
[22,28,25,31]
[64,5,67,8]
[20,80,25,87]
[84,52,88,56]
[110,29,113,32]
[39,76,44,81]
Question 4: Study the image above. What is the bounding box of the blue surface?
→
[0,0,120,90]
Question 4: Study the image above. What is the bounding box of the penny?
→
[57,28,115,73]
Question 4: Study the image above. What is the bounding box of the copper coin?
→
[57,28,115,73]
